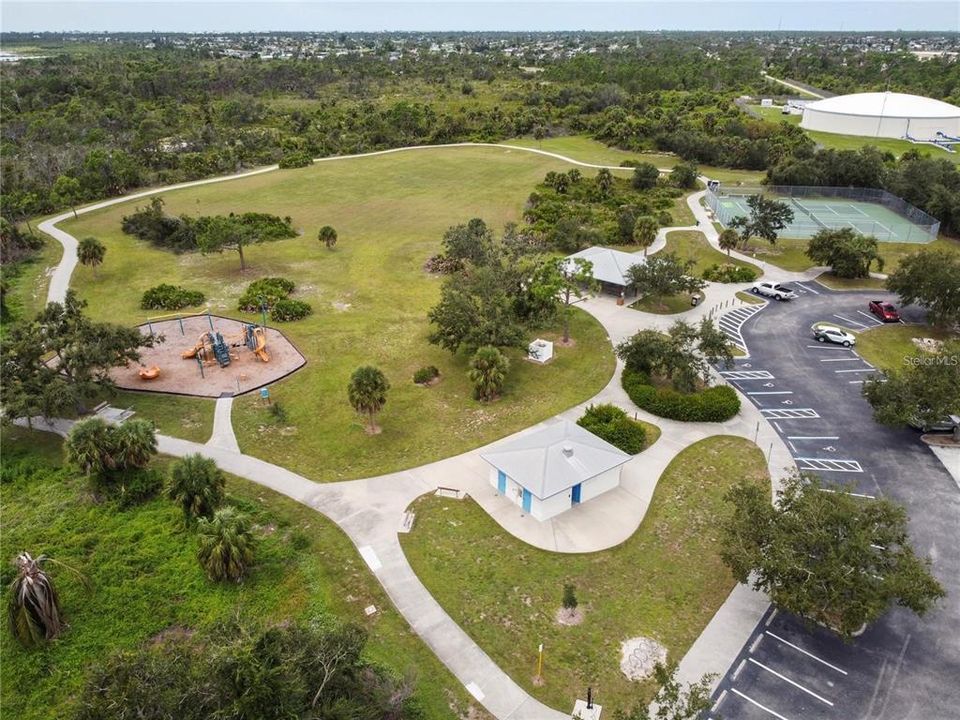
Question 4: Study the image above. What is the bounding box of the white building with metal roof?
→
[480,419,631,521]
[565,246,644,294]
[800,92,960,142]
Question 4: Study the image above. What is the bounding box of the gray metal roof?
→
[565,246,644,287]
[480,419,631,499]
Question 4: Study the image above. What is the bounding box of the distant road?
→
[760,72,828,99]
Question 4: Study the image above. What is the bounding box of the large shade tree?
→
[720,473,945,639]
[347,365,390,434]
[885,249,960,328]
[806,227,883,278]
[530,257,597,344]
[626,252,706,309]
[195,215,257,270]
[728,194,794,246]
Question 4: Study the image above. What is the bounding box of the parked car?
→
[751,281,798,301]
[909,414,960,434]
[812,324,857,347]
[868,300,901,322]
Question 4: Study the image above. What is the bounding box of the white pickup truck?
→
[750,281,798,301]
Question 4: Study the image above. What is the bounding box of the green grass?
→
[749,105,960,165]
[736,291,766,305]
[0,234,62,329]
[58,146,615,481]
[660,230,757,276]
[630,293,695,314]
[110,391,215,443]
[855,324,959,371]
[504,135,676,169]
[0,428,483,720]
[401,436,769,712]
[815,273,887,291]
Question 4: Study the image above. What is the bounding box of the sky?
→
[2,0,958,33]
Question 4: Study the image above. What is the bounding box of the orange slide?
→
[252,327,269,362]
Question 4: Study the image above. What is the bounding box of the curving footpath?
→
[30,144,805,717]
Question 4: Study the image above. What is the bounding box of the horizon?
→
[2,1,959,34]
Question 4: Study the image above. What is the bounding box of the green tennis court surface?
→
[718,195,933,243]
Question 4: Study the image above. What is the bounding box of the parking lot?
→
[708,283,960,720]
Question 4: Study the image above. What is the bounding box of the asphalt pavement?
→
[708,281,960,720]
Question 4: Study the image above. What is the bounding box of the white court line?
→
[821,358,862,362]
[835,368,874,373]
[787,436,839,440]
[849,204,870,217]
[765,631,848,674]
[730,688,792,720]
[796,282,819,295]
[748,658,834,706]
[833,314,868,328]
[748,391,793,395]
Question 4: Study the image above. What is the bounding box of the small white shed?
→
[480,420,631,522]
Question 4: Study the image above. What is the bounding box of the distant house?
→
[565,246,643,296]
[480,420,631,521]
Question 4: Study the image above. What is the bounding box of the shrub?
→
[622,368,740,422]
[562,584,578,610]
[702,263,758,283]
[423,254,464,274]
[657,210,673,226]
[140,283,206,310]
[237,277,296,312]
[269,298,312,322]
[278,151,313,169]
[113,467,164,508]
[577,403,648,454]
[268,401,288,423]
[413,365,440,384]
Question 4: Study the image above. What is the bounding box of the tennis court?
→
[707,186,939,243]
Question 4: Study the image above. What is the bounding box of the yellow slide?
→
[252,327,269,363]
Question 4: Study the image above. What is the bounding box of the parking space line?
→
[788,441,798,453]
[772,421,783,432]
[820,488,876,499]
[857,310,884,325]
[787,436,838,440]
[749,658,835,706]
[730,688,793,720]
[806,344,854,350]
[765,631,849,675]
[833,314,868,328]
[797,282,820,295]
[849,380,865,384]
[748,391,793,395]
[820,358,862,362]
[835,368,873,373]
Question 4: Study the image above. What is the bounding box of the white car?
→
[812,324,857,347]
[751,281,798,301]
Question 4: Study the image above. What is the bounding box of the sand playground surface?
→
[112,315,306,398]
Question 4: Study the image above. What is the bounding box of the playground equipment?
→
[138,365,161,380]
[246,324,270,363]
[181,323,269,372]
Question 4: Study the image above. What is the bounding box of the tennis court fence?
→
[706,185,940,242]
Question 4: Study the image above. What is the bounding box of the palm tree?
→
[718,228,740,257]
[318,225,338,250]
[197,507,255,582]
[8,552,64,648]
[112,418,157,470]
[468,346,509,401]
[77,237,106,277]
[347,366,390,434]
[167,454,226,522]
[632,215,659,256]
[64,417,115,476]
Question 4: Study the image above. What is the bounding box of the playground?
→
[112,314,306,398]
[707,185,940,243]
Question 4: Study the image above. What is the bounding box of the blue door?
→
[571,483,582,505]
[522,488,532,513]
[497,470,507,494]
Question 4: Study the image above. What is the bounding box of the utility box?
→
[527,339,554,364]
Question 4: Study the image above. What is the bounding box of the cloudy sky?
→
[3,1,958,33]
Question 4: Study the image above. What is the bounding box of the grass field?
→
[505,135,676,169]
[855,324,959,371]
[749,105,960,165]
[814,272,887,291]
[57,145,616,480]
[0,429,484,720]
[661,230,758,276]
[0,234,61,329]
[401,436,769,711]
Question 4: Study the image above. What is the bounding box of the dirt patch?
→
[555,338,577,348]
[923,433,960,447]
[912,337,944,353]
[555,607,584,626]
[620,636,668,681]
[149,625,195,647]
[111,314,306,398]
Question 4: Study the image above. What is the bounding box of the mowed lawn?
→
[0,429,483,720]
[505,135,677,169]
[855,324,959,371]
[661,230,759,276]
[58,146,616,481]
[401,436,770,712]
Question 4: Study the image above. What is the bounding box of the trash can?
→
[691,294,700,307]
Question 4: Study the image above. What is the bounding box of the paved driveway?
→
[709,285,960,720]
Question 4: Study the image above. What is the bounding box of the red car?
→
[868,300,900,322]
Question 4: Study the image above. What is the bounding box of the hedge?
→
[238,277,297,312]
[622,368,740,422]
[577,403,647,454]
[140,283,205,310]
[702,263,757,283]
[270,298,312,322]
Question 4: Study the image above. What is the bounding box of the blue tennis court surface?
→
[716,195,934,243]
